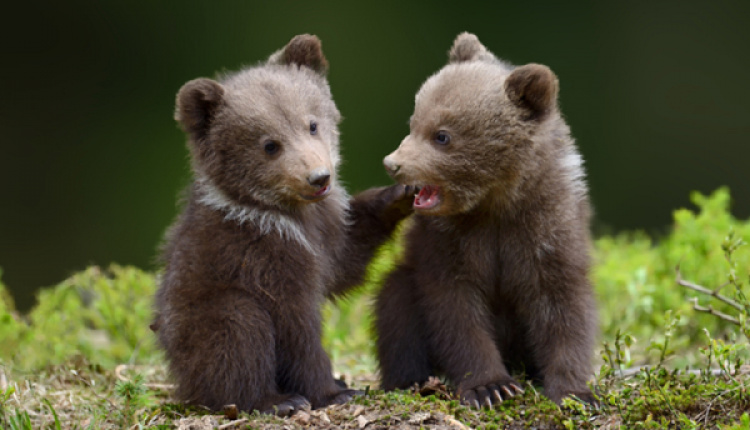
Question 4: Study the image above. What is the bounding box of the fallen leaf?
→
[415,376,452,400]
[357,414,369,429]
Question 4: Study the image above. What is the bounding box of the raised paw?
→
[264,394,311,417]
[460,380,524,409]
[382,184,418,220]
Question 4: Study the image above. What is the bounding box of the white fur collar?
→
[195,177,317,254]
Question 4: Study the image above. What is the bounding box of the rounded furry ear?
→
[505,64,559,120]
[268,34,329,75]
[449,32,491,63]
[175,78,225,140]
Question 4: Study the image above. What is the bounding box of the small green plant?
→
[115,373,151,427]
[0,384,16,427]
[6,410,33,430]
[560,396,593,429]
[600,329,636,379]
[41,398,62,430]
[647,310,681,368]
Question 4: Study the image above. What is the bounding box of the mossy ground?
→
[2,361,749,429]
[2,188,750,429]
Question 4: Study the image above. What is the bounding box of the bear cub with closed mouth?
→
[376,32,598,407]
[154,35,413,415]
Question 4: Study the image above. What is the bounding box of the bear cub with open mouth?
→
[154,35,413,415]
[376,32,598,406]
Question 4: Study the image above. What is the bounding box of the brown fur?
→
[154,34,412,415]
[376,32,598,406]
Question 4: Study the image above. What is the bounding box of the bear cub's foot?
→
[264,394,311,417]
[460,378,524,409]
[265,389,362,416]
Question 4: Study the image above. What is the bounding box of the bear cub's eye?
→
[309,121,318,136]
[434,130,451,145]
[264,140,280,155]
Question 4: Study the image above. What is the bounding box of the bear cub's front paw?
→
[460,379,524,409]
[382,184,418,220]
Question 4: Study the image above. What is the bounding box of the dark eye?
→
[309,121,318,135]
[434,130,451,145]
[264,140,280,155]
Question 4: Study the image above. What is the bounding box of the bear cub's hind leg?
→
[375,266,432,390]
[162,294,294,414]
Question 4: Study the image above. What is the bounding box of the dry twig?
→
[676,265,744,326]
[676,265,743,312]
[690,299,740,325]
[217,418,249,429]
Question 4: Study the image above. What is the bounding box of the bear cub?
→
[154,35,413,415]
[376,32,598,406]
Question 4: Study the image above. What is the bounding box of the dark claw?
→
[488,385,504,404]
[460,390,478,408]
[501,385,515,398]
[475,386,492,409]
[461,379,522,409]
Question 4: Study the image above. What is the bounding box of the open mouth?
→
[414,185,441,210]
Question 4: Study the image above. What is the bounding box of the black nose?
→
[308,168,331,188]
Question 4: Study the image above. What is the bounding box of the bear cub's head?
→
[384,32,561,216]
[176,34,341,210]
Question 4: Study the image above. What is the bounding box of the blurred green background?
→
[1,1,748,311]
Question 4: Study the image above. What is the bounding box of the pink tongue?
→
[414,186,440,209]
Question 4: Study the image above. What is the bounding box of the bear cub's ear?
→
[449,32,491,63]
[505,64,559,120]
[268,34,329,75]
[175,78,225,140]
